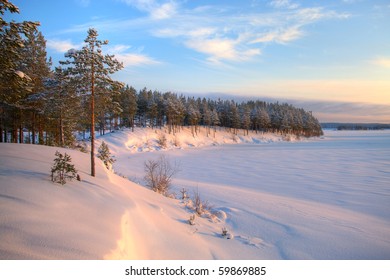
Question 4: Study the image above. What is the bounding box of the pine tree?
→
[186,98,200,137]
[51,151,77,185]
[258,107,270,132]
[137,87,151,127]
[164,92,183,134]
[210,108,220,137]
[240,105,251,136]
[201,98,211,136]
[97,141,115,169]
[230,101,240,135]
[119,85,137,130]
[0,0,39,143]
[43,67,80,146]
[60,28,123,177]
[21,29,52,144]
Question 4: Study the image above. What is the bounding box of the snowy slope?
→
[1,128,390,259]
[0,140,263,259]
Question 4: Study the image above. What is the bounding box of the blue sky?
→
[7,0,390,122]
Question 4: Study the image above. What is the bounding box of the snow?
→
[110,126,295,154]
[1,128,389,259]
[14,70,25,79]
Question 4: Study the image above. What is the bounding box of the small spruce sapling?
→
[180,188,188,200]
[97,141,116,169]
[193,188,212,216]
[51,151,77,185]
[188,214,196,225]
[221,227,233,239]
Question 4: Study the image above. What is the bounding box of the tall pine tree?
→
[0,0,39,143]
[60,28,123,176]
[21,29,52,144]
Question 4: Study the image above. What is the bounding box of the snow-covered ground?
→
[1,128,389,259]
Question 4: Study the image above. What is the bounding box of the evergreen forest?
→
[1,0,323,150]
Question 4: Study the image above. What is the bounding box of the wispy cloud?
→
[48,39,160,67]
[371,57,390,68]
[185,37,261,64]
[249,7,349,45]
[342,0,359,4]
[74,0,90,8]
[64,1,350,65]
[148,3,349,64]
[250,26,304,44]
[121,0,177,19]
[105,44,161,67]
[47,39,82,53]
[115,53,160,67]
[270,0,300,10]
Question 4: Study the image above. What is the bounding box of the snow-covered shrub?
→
[180,188,188,200]
[283,134,292,142]
[173,136,181,147]
[188,214,196,225]
[144,155,178,197]
[97,141,115,169]
[221,227,233,239]
[51,151,77,185]
[221,227,228,237]
[193,188,213,216]
[156,133,167,148]
[231,134,239,143]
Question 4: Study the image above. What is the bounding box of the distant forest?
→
[321,123,390,131]
[1,1,323,149]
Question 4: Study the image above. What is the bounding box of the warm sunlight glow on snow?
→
[104,211,142,260]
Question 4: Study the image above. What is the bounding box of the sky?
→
[6,0,390,122]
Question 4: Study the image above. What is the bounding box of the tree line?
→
[0,0,323,175]
[125,88,323,138]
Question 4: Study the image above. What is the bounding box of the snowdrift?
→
[0,143,233,259]
[1,127,273,260]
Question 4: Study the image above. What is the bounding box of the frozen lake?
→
[176,130,390,219]
[116,130,390,259]
[121,130,390,220]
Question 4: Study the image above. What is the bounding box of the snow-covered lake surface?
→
[1,129,389,259]
[114,129,390,259]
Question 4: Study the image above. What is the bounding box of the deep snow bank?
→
[96,126,301,154]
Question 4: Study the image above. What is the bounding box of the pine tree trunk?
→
[38,115,44,145]
[19,109,23,143]
[0,115,3,143]
[90,66,96,177]
[31,111,36,144]
[19,124,23,143]
[12,119,17,143]
[59,110,64,147]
